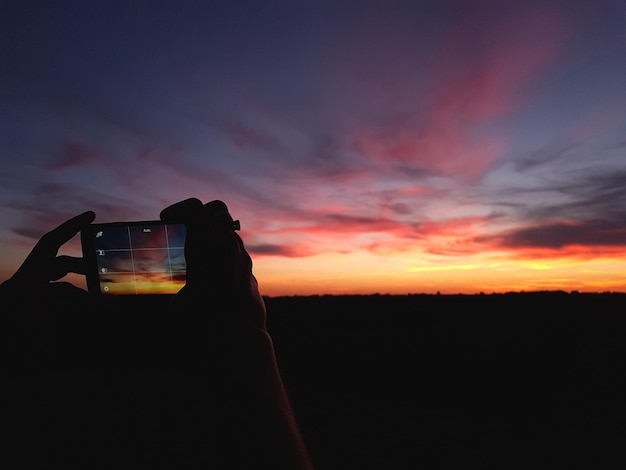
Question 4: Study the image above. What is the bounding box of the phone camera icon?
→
[103,286,109,293]
[101,267,107,274]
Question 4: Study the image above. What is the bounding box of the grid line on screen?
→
[127,225,138,295]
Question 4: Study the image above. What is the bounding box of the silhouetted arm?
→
[161,198,313,469]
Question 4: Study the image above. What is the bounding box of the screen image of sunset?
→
[1,1,625,296]
[93,224,186,295]
[98,273,186,295]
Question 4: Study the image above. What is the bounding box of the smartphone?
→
[81,221,187,295]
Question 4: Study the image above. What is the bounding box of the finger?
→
[201,204,265,328]
[203,200,234,226]
[187,200,240,294]
[50,255,87,281]
[160,198,204,224]
[12,211,96,287]
[163,199,246,296]
[200,201,255,299]
[202,200,241,264]
[162,198,211,289]
[38,211,96,254]
[164,199,265,326]
[47,281,88,297]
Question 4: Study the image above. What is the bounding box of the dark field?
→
[4,292,626,468]
[267,293,626,468]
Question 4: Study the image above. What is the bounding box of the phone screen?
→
[82,221,186,295]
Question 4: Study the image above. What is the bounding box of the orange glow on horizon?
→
[252,246,626,297]
[8,252,626,298]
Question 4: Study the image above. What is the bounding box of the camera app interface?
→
[93,223,186,294]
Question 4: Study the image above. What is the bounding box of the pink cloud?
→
[348,4,569,178]
[351,126,504,177]
[46,142,100,170]
[248,207,502,258]
[396,186,430,195]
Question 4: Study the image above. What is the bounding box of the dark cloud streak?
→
[247,243,314,258]
[498,218,626,249]
[3,183,143,241]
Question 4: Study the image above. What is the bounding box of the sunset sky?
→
[2,0,626,296]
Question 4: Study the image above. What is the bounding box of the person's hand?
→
[161,197,271,383]
[0,211,97,372]
[161,198,313,468]
[160,198,266,330]
[1,211,96,296]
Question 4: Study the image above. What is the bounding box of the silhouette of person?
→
[0,198,313,469]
